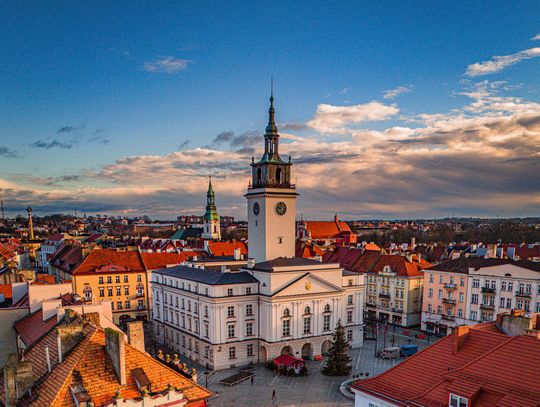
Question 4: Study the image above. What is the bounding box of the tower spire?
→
[266,78,277,135]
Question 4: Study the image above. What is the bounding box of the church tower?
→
[245,91,297,264]
[202,176,221,240]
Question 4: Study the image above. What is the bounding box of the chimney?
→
[3,354,34,406]
[410,237,416,250]
[453,325,469,353]
[105,328,126,385]
[126,321,145,353]
[247,258,255,269]
[233,247,241,260]
[56,310,84,363]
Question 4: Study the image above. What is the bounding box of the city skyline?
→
[1,2,539,219]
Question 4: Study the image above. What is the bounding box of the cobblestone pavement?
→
[205,330,432,407]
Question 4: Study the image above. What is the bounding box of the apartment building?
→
[422,257,540,335]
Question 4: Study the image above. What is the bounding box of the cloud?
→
[465,47,540,76]
[338,87,352,94]
[30,139,76,149]
[531,34,540,41]
[0,146,20,158]
[307,101,399,134]
[6,80,540,219]
[383,85,412,99]
[143,57,193,73]
[57,125,84,134]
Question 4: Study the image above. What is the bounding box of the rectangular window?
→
[282,319,290,336]
[117,301,123,310]
[472,279,479,288]
[323,315,331,331]
[137,275,142,282]
[229,347,236,360]
[458,309,463,318]
[205,287,209,296]
[460,277,465,287]
[471,311,477,321]
[459,293,464,302]
[116,287,121,296]
[506,298,512,309]
[500,297,506,308]
[115,276,120,283]
[304,317,311,334]
[246,287,252,295]
[347,295,353,305]
[124,275,128,283]
[125,300,131,309]
[508,281,513,291]
[471,294,478,304]
[181,298,185,309]
[107,287,113,296]
[107,276,112,284]
[501,281,507,291]
[438,289,443,299]
[204,323,209,338]
[246,304,253,316]
[99,287,104,297]
[429,274,434,283]
[204,305,208,317]
[247,344,254,356]
[228,324,235,338]
[227,288,233,296]
[347,309,353,323]
[246,322,253,336]
[124,286,129,295]
[427,304,432,312]
[347,329,353,341]
[98,277,103,284]
[428,288,433,298]
[227,306,235,317]
[449,394,468,407]
[137,299,144,309]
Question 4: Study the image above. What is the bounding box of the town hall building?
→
[150,92,365,370]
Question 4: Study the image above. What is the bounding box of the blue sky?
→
[1,2,539,219]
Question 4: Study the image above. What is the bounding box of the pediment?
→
[273,272,343,297]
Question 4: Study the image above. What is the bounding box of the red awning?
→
[274,354,305,367]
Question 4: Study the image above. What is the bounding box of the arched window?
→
[324,304,331,313]
[136,283,144,297]
[304,306,311,314]
[283,308,290,317]
[276,167,282,184]
[83,286,92,301]
[257,168,262,186]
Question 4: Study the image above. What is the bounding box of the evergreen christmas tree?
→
[322,319,352,376]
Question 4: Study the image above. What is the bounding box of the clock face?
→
[253,202,260,215]
[275,201,287,216]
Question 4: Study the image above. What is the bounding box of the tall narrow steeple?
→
[203,176,219,221]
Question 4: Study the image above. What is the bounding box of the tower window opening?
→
[276,167,282,184]
[257,168,262,186]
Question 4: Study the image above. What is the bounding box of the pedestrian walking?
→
[272,389,276,400]
[251,375,254,385]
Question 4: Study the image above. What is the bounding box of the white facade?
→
[150,94,365,370]
[246,188,296,264]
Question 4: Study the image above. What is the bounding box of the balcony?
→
[391,308,403,313]
[481,287,496,294]
[441,314,455,321]
[443,283,457,290]
[442,298,456,305]
[480,303,495,311]
[515,291,531,298]
[136,292,145,298]
[379,293,390,299]
[365,302,377,308]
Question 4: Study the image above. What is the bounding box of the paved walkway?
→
[205,332,432,407]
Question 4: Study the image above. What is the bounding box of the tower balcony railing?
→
[248,181,296,190]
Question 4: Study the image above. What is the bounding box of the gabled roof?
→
[352,328,511,405]
[14,309,57,347]
[370,255,429,277]
[207,241,247,257]
[295,241,325,258]
[140,251,198,270]
[303,220,352,239]
[12,318,211,406]
[426,257,540,274]
[155,265,258,285]
[322,246,381,273]
[73,248,145,275]
[272,272,343,297]
[49,243,83,273]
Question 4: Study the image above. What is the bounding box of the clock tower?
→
[245,92,297,264]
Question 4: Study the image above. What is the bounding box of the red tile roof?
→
[14,309,57,347]
[140,251,198,270]
[0,243,16,261]
[370,255,429,277]
[303,220,352,239]
[322,246,382,273]
[34,274,56,285]
[352,325,540,406]
[206,241,247,257]
[295,241,325,258]
[13,318,211,406]
[49,243,83,273]
[73,248,145,275]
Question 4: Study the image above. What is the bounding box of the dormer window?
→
[449,394,468,407]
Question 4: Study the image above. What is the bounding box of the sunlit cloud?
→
[383,85,412,99]
[465,47,540,76]
[143,57,193,73]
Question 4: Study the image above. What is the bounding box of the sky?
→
[1,1,539,220]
